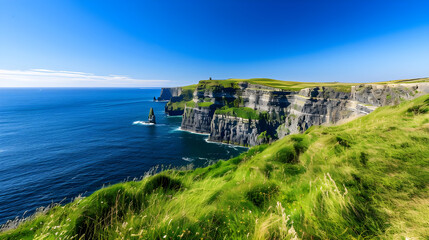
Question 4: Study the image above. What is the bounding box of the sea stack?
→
[148,107,156,124]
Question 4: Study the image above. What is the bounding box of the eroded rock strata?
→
[161,81,429,146]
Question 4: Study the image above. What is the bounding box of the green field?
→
[2,95,428,239]
[197,102,214,108]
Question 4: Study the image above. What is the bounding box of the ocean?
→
[0,88,247,225]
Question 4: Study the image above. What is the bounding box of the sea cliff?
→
[162,78,429,146]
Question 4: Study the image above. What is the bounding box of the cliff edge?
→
[163,78,429,146]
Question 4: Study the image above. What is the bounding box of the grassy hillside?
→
[374,77,429,85]
[196,78,356,92]
[1,95,428,239]
[196,77,429,93]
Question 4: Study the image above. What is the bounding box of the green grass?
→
[185,100,196,108]
[165,100,186,112]
[180,77,429,94]
[215,106,262,120]
[197,80,241,91]
[197,102,214,107]
[180,84,198,91]
[165,88,195,112]
[193,78,357,92]
[2,95,429,239]
[372,77,429,85]
[167,77,429,113]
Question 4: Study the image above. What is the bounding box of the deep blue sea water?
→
[0,88,246,225]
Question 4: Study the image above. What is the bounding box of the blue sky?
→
[0,0,429,87]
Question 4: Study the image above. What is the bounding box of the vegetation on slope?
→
[196,78,356,92]
[215,106,263,120]
[2,95,428,239]
[374,77,429,85]
[197,102,214,108]
[185,77,429,94]
[165,88,194,113]
[167,77,429,114]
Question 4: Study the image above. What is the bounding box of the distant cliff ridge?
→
[157,87,182,101]
[161,78,429,146]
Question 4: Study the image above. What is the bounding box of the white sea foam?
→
[182,157,194,162]
[132,121,155,126]
[204,138,248,149]
[168,127,182,133]
[176,128,210,136]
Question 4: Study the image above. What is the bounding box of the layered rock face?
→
[158,87,182,101]
[164,81,429,146]
[351,83,429,106]
[210,115,264,146]
[181,107,215,133]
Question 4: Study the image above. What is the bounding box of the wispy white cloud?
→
[0,69,171,87]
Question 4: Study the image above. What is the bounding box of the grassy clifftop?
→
[2,95,428,239]
[196,78,356,92]
[167,77,429,114]
[195,77,429,93]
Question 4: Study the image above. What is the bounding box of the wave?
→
[168,127,182,133]
[132,121,166,126]
[132,121,155,126]
[204,138,249,149]
[182,157,194,162]
[176,128,210,136]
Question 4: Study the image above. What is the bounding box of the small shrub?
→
[263,163,274,178]
[246,183,279,207]
[291,134,310,154]
[359,152,369,166]
[274,145,297,163]
[407,104,429,115]
[336,136,351,148]
[143,175,183,194]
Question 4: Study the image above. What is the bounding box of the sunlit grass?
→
[1,95,428,239]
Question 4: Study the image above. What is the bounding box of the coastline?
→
[204,138,249,149]
[176,127,210,136]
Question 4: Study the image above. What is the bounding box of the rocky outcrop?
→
[209,115,263,146]
[181,106,215,133]
[165,81,429,146]
[351,83,429,106]
[158,87,182,101]
[148,108,156,124]
[164,88,194,116]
